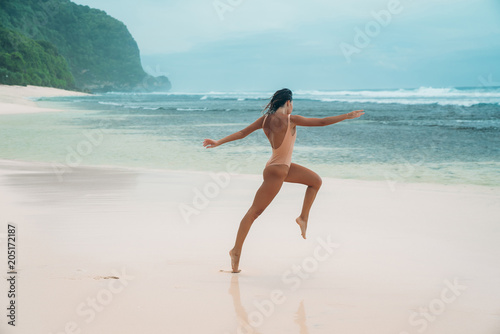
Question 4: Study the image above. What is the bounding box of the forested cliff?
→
[0,0,171,92]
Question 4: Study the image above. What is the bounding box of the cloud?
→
[74,0,500,90]
[73,0,409,54]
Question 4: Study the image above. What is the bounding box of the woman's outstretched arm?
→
[203,115,265,148]
[291,110,364,127]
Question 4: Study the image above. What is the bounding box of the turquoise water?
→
[1,87,499,186]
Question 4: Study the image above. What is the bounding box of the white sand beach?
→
[0,158,499,334]
[0,84,89,115]
[1,85,499,333]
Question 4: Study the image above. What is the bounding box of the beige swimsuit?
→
[262,114,296,168]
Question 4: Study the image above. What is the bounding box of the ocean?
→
[1,86,499,186]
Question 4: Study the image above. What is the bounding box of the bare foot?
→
[229,249,241,273]
[296,217,308,239]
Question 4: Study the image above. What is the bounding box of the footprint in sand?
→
[93,275,119,280]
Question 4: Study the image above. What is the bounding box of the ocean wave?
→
[176,108,208,111]
[94,86,500,107]
[294,87,500,106]
[295,86,500,98]
[98,101,124,106]
[316,98,495,107]
[98,101,167,111]
[186,87,500,106]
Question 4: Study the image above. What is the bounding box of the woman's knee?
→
[312,175,322,190]
[248,206,265,220]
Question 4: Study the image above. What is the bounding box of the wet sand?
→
[0,159,499,334]
[1,85,499,333]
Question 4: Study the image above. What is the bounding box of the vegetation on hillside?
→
[0,26,74,88]
[0,0,170,92]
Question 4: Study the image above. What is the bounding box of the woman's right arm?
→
[291,110,364,126]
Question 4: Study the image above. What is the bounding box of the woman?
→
[203,88,364,273]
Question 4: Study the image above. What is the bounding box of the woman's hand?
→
[346,110,365,119]
[203,138,220,148]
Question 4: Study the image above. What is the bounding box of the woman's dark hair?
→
[263,88,292,115]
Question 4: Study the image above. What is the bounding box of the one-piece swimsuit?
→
[262,114,296,168]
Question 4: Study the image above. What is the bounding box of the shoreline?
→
[0,84,498,189]
[1,157,499,194]
[0,84,89,115]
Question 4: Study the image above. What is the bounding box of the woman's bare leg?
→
[284,163,322,239]
[230,165,289,273]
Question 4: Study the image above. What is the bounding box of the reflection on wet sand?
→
[228,274,263,334]
[228,275,310,333]
[294,300,309,334]
[0,160,138,205]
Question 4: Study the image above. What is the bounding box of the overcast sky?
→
[72,0,500,92]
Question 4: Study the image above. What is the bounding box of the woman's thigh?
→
[284,163,322,187]
[248,165,288,214]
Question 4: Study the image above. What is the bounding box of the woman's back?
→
[262,113,296,149]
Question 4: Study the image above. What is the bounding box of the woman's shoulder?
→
[290,114,301,123]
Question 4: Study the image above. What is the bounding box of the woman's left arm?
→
[203,116,265,148]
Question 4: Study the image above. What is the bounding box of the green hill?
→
[0,0,171,92]
[0,26,74,88]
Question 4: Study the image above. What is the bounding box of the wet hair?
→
[263,88,292,115]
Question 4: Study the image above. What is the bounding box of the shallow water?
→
[2,87,499,186]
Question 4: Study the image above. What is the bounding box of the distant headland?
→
[0,0,171,93]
